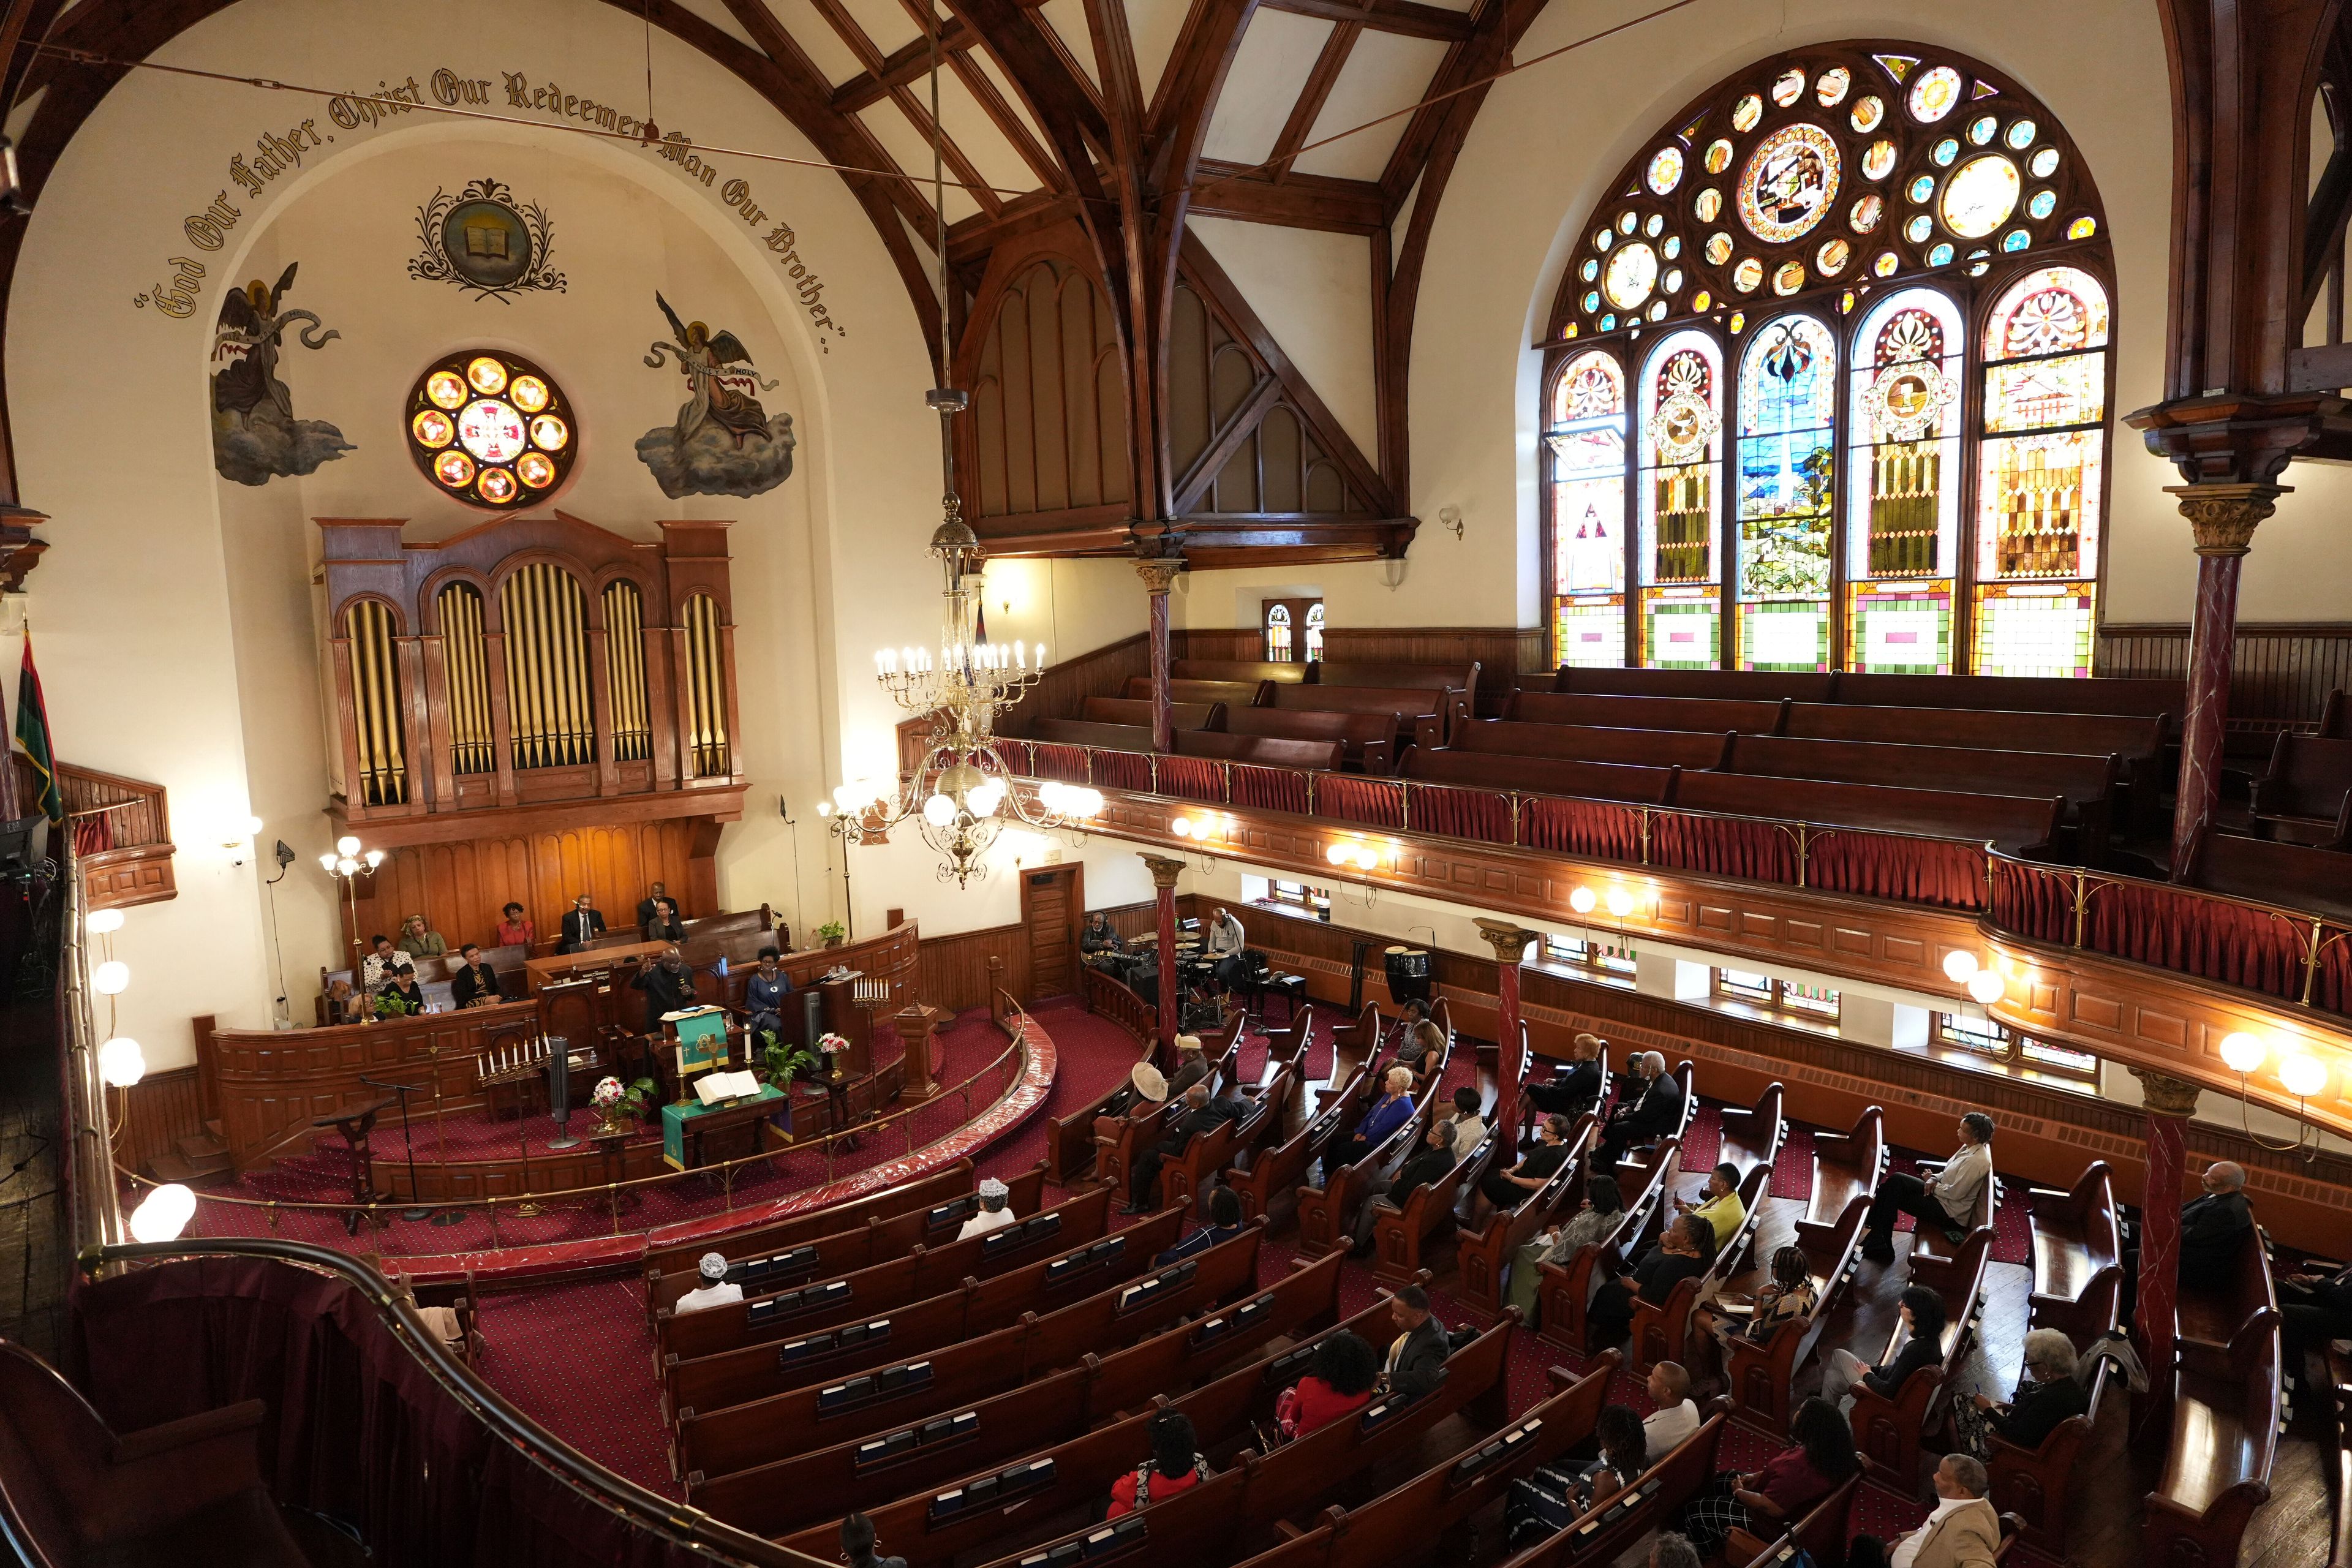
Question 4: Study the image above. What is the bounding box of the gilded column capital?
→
[2163,482,2288,557]
[1134,559,1186,595]
[2130,1065,2204,1117]
[1139,853,1185,889]
[1474,918,1539,965]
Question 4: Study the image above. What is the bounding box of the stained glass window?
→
[1304,602,1325,663]
[1264,602,1292,662]
[1542,42,2109,674]
[405,349,576,511]
[1735,315,1836,670]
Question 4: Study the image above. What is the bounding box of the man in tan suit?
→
[1888,1454,2002,1568]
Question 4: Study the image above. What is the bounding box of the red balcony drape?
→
[1157,756,1225,803]
[1518,796,1645,862]
[2082,880,2311,1003]
[1808,834,1987,910]
[1986,858,2076,943]
[1406,783,1512,843]
[1230,765,1310,815]
[1313,774,1406,829]
[1091,750,1152,793]
[1030,743,1089,783]
[1651,812,1800,884]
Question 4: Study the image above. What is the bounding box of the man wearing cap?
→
[957,1177,1019,1241]
[1125,1082,1242,1214]
[676,1253,743,1314]
[1167,1035,1213,1098]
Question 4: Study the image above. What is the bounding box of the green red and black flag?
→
[13,630,62,824]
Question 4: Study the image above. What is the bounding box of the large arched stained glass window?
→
[1539,43,2110,674]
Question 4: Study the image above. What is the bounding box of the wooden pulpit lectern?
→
[891,1004,948,1100]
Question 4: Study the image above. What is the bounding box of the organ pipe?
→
[500,564,595,771]
[684,592,729,777]
[603,580,651,761]
[344,600,409,807]
[436,584,496,774]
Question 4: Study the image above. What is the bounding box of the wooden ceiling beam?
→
[1268,20,1360,183]
[884,0,1068,190]
[831,18,978,113]
[1262,0,1472,43]
[1189,159,1384,232]
[946,189,1080,265]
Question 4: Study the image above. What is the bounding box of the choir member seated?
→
[559,892,607,953]
[642,896,687,944]
[449,943,503,1008]
[397,913,447,960]
[496,900,535,948]
[375,964,426,1019]
[636,880,673,929]
[745,948,794,1040]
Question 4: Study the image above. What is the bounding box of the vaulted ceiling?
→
[0,0,1556,558]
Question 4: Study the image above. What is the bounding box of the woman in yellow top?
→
[1676,1162,1747,1250]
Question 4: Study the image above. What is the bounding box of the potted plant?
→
[817,919,847,949]
[760,1038,818,1092]
[589,1074,659,1135]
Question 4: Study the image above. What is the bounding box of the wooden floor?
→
[1281,1020,2332,1568]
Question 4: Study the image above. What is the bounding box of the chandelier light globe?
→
[1605,887,1634,919]
[1038,780,1066,812]
[318,852,339,872]
[85,908,124,936]
[97,1036,146,1088]
[128,1183,198,1245]
[337,857,359,875]
[1569,886,1597,916]
[1942,950,1980,983]
[922,793,956,827]
[336,834,361,856]
[1965,970,2005,1005]
[968,778,1006,818]
[2218,1031,2267,1075]
[91,960,130,996]
[2279,1054,2329,1099]
[364,849,385,869]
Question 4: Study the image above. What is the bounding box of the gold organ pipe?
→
[550,567,575,764]
[502,565,596,771]
[438,585,494,774]
[685,594,728,776]
[604,582,650,761]
[502,571,538,769]
[560,572,591,763]
[345,601,408,806]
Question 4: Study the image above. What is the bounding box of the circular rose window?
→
[405,350,575,510]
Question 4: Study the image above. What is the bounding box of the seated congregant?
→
[559,892,607,954]
[1588,1212,1714,1348]
[1166,1034,1213,1098]
[1394,998,1445,1073]
[1350,1118,1460,1256]
[1446,1085,1487,1159]
[374,963,427,1018]
[1525,1031,1607,1118]
[1478,1113,1573,1213]
[1105,1411,1212,1518]
[1508,1173,1626,1326]
[2280,1256,2352,1396]
[360,933,401,990]
[1157,1185,1243,1264]
[1343,1067,1416,1160]
[397,913,447,960]
[1276,1328,1379,1438]
[1881,1454,1999,1568]
[675,1252,742,1314]
[1642,1360,1700,1456]
[2177,1159,2253,1275]
[1124,1081,1241,1214]
[956,1176,1017,1241]
[641,896,687,944]
[1675,1163,1747,1250]
[449,943,503,1008]
[1953,1327,2087,1458]
[839,1513,906,1568]
[1861,1112,1994,1262]
[745,948,794,1040]
[496,900,535,948]
[1672,1395,1855,1555]
[1821,1284,1947,1409]
[1380,1284,1449,1397]
[1594,1052,1683,1169]
[636,880,673,929]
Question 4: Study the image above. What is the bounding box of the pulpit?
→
[892,1003,948,1100]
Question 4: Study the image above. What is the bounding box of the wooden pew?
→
[1847,1227,1996,1482]
[1033,717,1156,751]
[2250,731,2352,846]
[1173,658,1309,685]
[1833,671,2182,726]
[2187,826,2352,921]
[664,1208,1191,1422]
[1781,701,2165,782]
[656,1183,1116,1367]
[1096,1023,1243,1198]
[943,1315,1519,1568]
[1052,986,1153,1183]
[1294,1068,1438,1258]
[1549,666,1838,704]
[1672,770,2065,852]
[1494,1410,1730,1568]
[2024,1160,2122,1346]
[1449,718,1733,770]
[1172,729,1347,771]
[1368,1091,1502,1285]
[1630,1158,1776,1377]
[1508,690,1790,734]
[676,1248,1345,1490]
[1724,1472,1861,1568]
[771,1275,1436,1567]
[1228,1060,1371,1223]
[1454,1105,1600,1315]
[1272,682,1459,747]
[1536,1134,1684,1353]
[1226,1354,1623,1568]
[1314,658,1480,695]
[1720,732,2120,854]
[1126,676,1273,708]
[1403,747,1680,806]
[2144,1224,2280,1568]
[1988,1357,2111,1555]
[1164,1059,1300,1215]
[1083,696,1226,731]
[686,1251,1350,1533]
[1223,706,1401,773]
[642,1159,1019,1289]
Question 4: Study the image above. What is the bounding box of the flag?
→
[13,630,62,824]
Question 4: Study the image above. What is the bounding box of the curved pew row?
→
[1535,1133,1686,1354]
[1454,1108,1600,1316]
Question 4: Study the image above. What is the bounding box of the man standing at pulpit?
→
[560,893,607,954]
[745,948,793,1040]
[632,946,698,1031]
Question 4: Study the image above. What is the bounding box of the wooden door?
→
[1020,865,1084,1001]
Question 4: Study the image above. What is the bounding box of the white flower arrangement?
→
[817,1033,850,1055]
[590,1075,625,1111]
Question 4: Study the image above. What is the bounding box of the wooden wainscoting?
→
[2098,620,2352,732]
[116,1065,208,1182]
[916,897,1159,1014]
[347,816,721,959]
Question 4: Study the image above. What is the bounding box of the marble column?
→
[2163,484,2280,880]
[1474,920,1540,1092]
[1140,853,1184,1059]
[1136,559,1186,757]
[2128,1066,2201,1395]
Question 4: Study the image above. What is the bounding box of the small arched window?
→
[1541,43,2110,674]
[1265,601,1292,662]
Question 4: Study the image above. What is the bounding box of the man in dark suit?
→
[559,893,607,954]
[635,881,672,930]
[630,946,699,1032]
[2281,1257,2352,1393]
[1123,1082,1242,1214]
[1525,1031,1606,1118]
[2177,1160,2254,1275]
[1594,1052,1683,1169]
[1381,1284,1450,1398]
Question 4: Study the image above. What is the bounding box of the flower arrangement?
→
[590,1073,658,1133]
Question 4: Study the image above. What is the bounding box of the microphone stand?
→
[360,1074,430,1222]
[425,1043,465,1227]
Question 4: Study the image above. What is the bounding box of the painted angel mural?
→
[209,262,352,485]
[635,292,796,499]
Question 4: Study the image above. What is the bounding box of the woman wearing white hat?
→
[675,1252,744,1314]
[957,1177,1020,1240]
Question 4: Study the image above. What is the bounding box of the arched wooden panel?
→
[349,817,713,956]
[970,255,1131,518]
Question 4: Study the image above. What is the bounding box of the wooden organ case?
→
[316,511,748,933]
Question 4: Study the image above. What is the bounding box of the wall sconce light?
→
[1964,970,2005,1006]
[219,813,264,865]
[2216,1029,2327,1161]
[91,960,130,996]
[1942,950,1981,984]
[127,1182,197,1244]
[1569,886,1597,916]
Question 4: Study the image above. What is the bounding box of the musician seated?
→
[375,964,427,1019]
[631,946,698,1031]
[559,892,607,954]
[956,1176,1018,1241]
[676,1251,744,1314]
[642,897,687,944]
[745,948,794,1040]
[1081,912,1124,961]
[496,900,535,949]
[449,943,504,1008]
